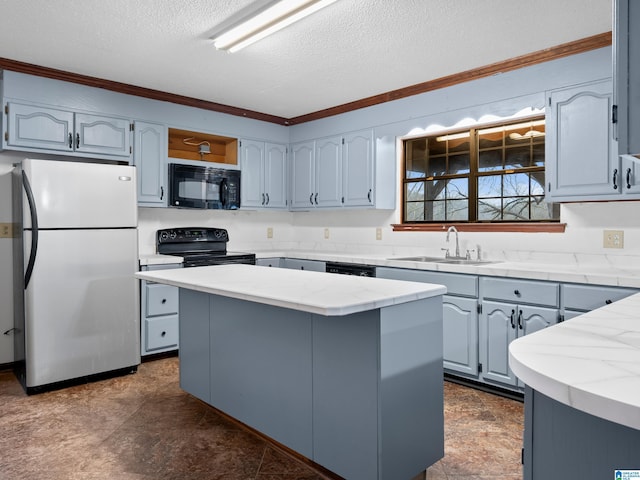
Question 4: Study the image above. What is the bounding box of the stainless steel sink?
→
[389,256,500,266]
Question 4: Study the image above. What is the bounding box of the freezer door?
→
[24,228,140,387]
[22,159,137,229]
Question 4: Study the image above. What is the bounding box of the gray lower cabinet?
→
[255,257,282,267]
[281,258,326,271]
[479,277,560,391]
[178,288,444,480]
[524,386,640,480]
[561,282,638,320]
[376,267,479,379]
[140,263,181,356]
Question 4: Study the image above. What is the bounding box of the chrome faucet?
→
[446,226,460,258]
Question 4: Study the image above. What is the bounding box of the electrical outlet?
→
[324,228,330,239]
[0,223,13,238]
[603,229,624,248]
[376,227,382,240]
[267,227,273,239]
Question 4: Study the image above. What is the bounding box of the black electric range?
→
[156,228,255,267]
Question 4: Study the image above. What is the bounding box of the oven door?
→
[168,164,240,209]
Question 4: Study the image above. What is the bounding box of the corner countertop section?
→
[509,292,640,430]
[135,264,446,316]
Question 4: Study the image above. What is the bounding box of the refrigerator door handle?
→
[22,170,39,289]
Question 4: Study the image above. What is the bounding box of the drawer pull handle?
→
[517,310,523,330]
[161,298,167,304]
[627,168,632,189]
[510,309,516,329]
[613,168,618,190]
[161,331,166,337]
[514,289,521,297]
[605,299,613,305]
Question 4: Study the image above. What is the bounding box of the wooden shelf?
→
[168,128,238,164]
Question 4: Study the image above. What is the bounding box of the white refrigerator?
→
[13,159,140,393]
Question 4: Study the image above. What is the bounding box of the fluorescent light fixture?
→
[213,0,337,53]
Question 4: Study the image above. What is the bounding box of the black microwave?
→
[168,163,241,210]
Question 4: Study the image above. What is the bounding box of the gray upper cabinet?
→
[342,130,374,207]
[4,102,132,159]
[133,121,167,206]
[290,129,385,210]
[240,139,288,209]
[614,0,640,157]
[545,80,621,201]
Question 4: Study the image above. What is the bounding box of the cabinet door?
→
[264,142,288,208]
[6,102,74,151]
[443,296,478,377]
[315,136,342,207]
[290,141,315,209]
[546,80,619,200]
[281,258,326,272]
[342,130,374,206]
[240,139,265,208]
[621,155,640,193]
[134,121,167,205]
[75,113,131,157]
[480,301,518,387]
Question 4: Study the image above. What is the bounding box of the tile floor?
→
[0,357,523,480]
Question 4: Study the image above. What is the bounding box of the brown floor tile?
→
[0,357,524,479]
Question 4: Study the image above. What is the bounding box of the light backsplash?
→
[139,201,640,268]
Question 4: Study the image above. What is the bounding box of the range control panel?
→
[157,228,229,244]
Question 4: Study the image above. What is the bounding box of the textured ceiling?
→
[0,0,612,119]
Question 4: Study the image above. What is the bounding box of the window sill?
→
[392,223,566,233]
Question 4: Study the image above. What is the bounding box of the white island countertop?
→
[509,292,640,430]
[135,264,446,316]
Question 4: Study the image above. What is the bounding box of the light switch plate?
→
[267,227,273,239]
[0,223,13,238]
[376,227,382,240]
[324,228,330,239]
[603,229,624,248]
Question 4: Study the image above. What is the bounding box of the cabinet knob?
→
[605,299,613,305]
[161,298,167,304]
[514,289,521,297]
[161,331,166,337]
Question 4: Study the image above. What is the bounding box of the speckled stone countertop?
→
[509,292,640,430]
[135,264,446,316]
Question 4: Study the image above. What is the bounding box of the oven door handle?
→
[220,178,228,207]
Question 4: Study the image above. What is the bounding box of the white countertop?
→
[135,264,446,316]
[509,292,640,430]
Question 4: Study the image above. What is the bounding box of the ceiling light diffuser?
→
[213,0,338,53]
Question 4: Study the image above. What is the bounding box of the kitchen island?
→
[509,292,640,479]
[136,264,447,480]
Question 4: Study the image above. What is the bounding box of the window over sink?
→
[401,116,560,225]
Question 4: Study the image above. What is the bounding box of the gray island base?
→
[136,265,446,480]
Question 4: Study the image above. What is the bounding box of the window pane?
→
[532,144,544,166]
[446,178,469,199]
[427,137,446,156]
[503,173,530,197]
[531,196,560,220]
[425,200,446,221]
[427,156,447,177]
[478,150,503,172]
[478,197,502,221]
[505,147,531,169]
[405,181,424,201]
[426,180,447,201]
[503,197,530,220]
[478,130,503,149]
[530,172,545,195]
[405,202,425,221]
[448,137,470,153]
[405,139,427,178]
[478,175,502,198]
[449,154,470,174]
[447,199,469,220]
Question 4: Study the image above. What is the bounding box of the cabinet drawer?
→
[145,315,179,351]
[562,284,638,311]
[480,277,559,307]
[376,267,477,297]
[146,283,179,316]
